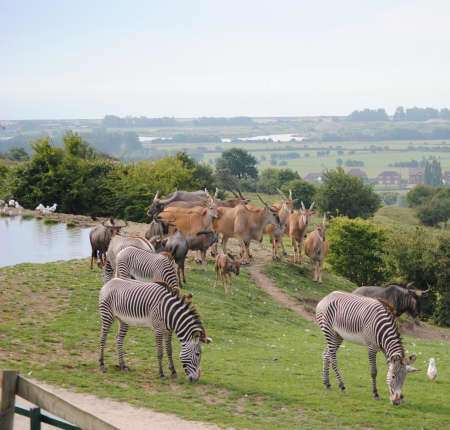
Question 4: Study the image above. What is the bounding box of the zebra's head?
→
[180,330,212,382]
[386,354,418,405]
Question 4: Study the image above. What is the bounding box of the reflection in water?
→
[0,216,92,268]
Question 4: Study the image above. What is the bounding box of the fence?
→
[0,370,118,430]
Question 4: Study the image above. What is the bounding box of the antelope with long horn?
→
[288,200,316,263]
[304,213,328,282]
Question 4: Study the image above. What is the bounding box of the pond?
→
[0,216,92,268]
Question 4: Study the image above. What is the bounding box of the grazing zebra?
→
[114,246,179,291]
[316,291,418,405]
[104,235,155,282]
[99,279,211,381]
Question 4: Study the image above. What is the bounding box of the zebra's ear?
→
[205,337,212,344]
[404,354,417,365]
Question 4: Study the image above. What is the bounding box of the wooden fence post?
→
[0,370,18,430]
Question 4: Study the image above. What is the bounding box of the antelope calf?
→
[304,214,328,282]
[214,253,240,294]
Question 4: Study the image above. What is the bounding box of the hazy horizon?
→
[2,0,450,120]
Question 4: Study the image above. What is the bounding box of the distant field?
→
[144,139,450,179]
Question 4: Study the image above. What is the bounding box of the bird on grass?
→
[427,358,437,382]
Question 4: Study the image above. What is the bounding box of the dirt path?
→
[14,381,219,430]
[248,264,314,322]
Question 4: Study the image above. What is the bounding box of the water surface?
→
[0,216,92,268]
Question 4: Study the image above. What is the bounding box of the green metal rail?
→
[15,405,81,430]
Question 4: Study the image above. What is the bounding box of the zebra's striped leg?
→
[116,321,129,371]
[165,333,177,377]
[103,260,114,283]
[155,331,165,378]
[328,337,345,391]
[99,310,113,372]
[322,347,331,389]
[368,348,380,400]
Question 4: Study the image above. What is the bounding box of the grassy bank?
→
[1,259,449,429]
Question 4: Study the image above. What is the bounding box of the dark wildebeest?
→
[186,231,218,264]
[147,190,210,221]
[150,230,188,285]
[89,219,127,269]
[353,283,430,319]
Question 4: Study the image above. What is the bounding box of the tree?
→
[406,184,435,207]
[281,179,316,209]
[6,147,29,161]
[327,217,387,286]
[423,158,443,187]
[416,188,450,227]
[393,106,406,121]
[316,168,380,218]
[258,168,299,193]
[215,148,258,180]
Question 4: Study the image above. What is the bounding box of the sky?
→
[1,0,450,119]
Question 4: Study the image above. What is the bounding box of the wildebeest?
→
[288,201,316,263]
[150,230,188,285]
[147,190,210,220]
[304,214,328,282]
[353,283,430,319]
[144,220,167,240]
[213,194,281,264]
[186,231,219,264]
[89,219,127,269]
[214,253,240,294]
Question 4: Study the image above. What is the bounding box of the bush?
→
[327,217,387,286]
[316,168,380,218]
[281,179,317,209]
[416,197,450,226]
[406,184,435,207]
[258,168,300,193]
[380,192,398,206]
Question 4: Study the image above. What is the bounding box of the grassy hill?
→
[1,258,449,429]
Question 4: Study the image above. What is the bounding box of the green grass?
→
[1,259,449,429]
[43,218,58,225]
[265,261,356,313]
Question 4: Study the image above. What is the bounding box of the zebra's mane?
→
[375,298,404,355]
[154,281,204,330]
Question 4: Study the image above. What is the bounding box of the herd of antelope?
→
[150,187,328,283]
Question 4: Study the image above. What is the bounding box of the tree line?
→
[348,106,450,122]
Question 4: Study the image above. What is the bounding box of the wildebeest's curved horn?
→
[153,190,160,202]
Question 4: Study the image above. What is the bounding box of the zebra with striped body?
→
[316,291,418,405]
[104,235,155,282]
[99,278,211,380]
[114,246,179,291]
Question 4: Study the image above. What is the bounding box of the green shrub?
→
[281,179,317,209]
[316,168,380,218]
[327,217,387,286]
[406,184,435,207]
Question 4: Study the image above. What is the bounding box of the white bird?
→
[47,203,57,213]
[8,199,16,207]
[35,203,45,213]
[427,358,437,381]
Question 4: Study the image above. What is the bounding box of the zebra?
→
[316,291,418,405]
[103,235,155,282]
[114,246,179,291]
[98,278,211,381]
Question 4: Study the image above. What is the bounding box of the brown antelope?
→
[304,213,328,282]
[214,252,240,294]
[156,192,218,236]
[213,194,281,264]
[288,201,316,263]
[264,189,294,260]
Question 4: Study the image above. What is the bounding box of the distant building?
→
[347,168,368,180]
[409,168,424,185]
[303,173,322,183]
[377,171,401,186]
